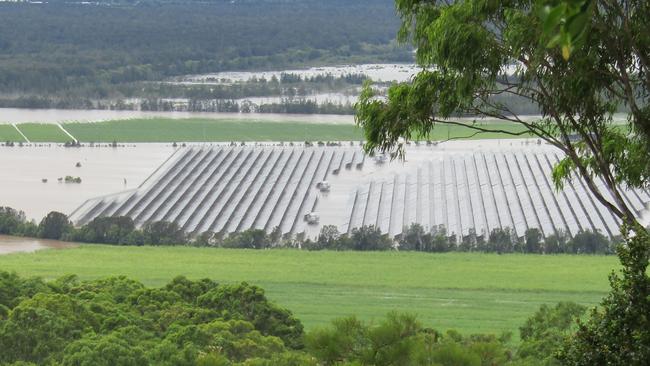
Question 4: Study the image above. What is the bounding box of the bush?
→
[307,312,514,366]
[517,302,586,364]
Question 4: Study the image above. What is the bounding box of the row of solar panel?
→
[72,147,364,235]
[342,152,650,238]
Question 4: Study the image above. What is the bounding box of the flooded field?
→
[236,93,357,106]
[0,108,355,125]
[174,63,420,84]
[0,235,76,255]
[0,144,173,220]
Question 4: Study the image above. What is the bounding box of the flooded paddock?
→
[0,144,173,221]
[0,108,355,125]
[174,63,420,84]
[0,235,76,255]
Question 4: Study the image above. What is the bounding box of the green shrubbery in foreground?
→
[0,271,587,365]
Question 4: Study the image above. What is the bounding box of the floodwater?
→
[0,108,355,125]
[175,63,420,84]
[236,93,357,105]
[0,235,76,255]
[0,144,174,221]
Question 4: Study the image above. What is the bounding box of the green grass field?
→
[0,246,617,337]
[0,125,26,142]
[54,118,530,143]
[63,118,365,142]
[16,123,71,142]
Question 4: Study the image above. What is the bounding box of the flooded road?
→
[0,235,76,255]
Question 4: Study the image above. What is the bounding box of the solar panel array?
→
[341,151,650,238]
[71,146,650,238]
[70,146,363,235]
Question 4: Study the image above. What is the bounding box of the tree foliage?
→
[355,1,650,362]
[0,1,407,99]
[38,211,73,240]
[356,0,649,229]
[0,273,306,365]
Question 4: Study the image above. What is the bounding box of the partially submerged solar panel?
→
[70,145,650,240]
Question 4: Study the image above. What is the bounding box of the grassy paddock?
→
[63,118,364,142]
[57,118,531,142]
[0,246,616,336]
[16,123,71,142]
[0,125,26,142]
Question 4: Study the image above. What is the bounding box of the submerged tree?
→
[356,0,649,363]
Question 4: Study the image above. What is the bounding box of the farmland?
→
[16,123,70,143]
[62,118,365,142]
[0,125,25,142]
[1,117,534,143]
[0,245,616,337]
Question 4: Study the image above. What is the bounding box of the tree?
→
[61,329,149,366]
[399,223,426,251]
[222,229,270,249]
[142,221,185,246]
[76,216,136,244]
[349,225,394,251]
[487,228,515,254]
[307,312,512,366]
[0,207,32,236]
[525,228,544,254]
[311,225,341,251]
[356,0,648,233]
[197,282,305,349]
[38,211,73,240]
[568,230,611,254]
[544,230,570,254]
[356,0,649,360]
[0,293,94,364]
[518,302,586,364]
[559,229,650,365]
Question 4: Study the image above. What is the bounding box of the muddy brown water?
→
[0,235,76,255]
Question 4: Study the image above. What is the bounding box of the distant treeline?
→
[0,72,364,113]
[0,206,619,255]
[0,1,408,98]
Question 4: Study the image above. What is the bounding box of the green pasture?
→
[0,125,25,142]
[0,118,537,143]
[63,118,364,142]
[0,246,617,337]
[52,118,530,142]
[16,123,71,142]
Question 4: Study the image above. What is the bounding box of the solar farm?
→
[70,140,650,239]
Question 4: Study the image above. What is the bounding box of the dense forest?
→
[0,1,407,99]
